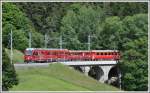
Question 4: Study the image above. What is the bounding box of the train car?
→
[91,50,120,60]
[24,48,69,63]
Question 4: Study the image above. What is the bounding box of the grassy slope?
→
[5,48,24,63]
[11,63,120,91]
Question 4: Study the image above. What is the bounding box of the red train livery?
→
[24,48,120,63]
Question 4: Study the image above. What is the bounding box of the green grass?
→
[5,48,24,63]
[11,63,120,91]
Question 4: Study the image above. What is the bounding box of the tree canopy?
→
[2,3,44,50]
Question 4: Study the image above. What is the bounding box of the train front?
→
[24,48,34,63]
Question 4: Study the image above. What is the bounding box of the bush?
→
[2,47,18,91]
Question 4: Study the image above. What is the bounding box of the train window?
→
[41,51,44,54]
[25,50,32,55]
[113,52,117,55]
[48,52,51,55]
[105,52,107,55]
[101,53,103,55]
[33,52,38,56]
[108,53,111,55]
[51,52,54,55]
[53,52,55,55]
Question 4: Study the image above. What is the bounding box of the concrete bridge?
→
[61,61,121,88]
[14,60,121,89]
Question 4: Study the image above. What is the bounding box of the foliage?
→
[119,14,148,91]
[2,47,18,91]
[31,31,44,48]
[96,16,123,50]
[2,3,43,50]
[15,2,70,34]
[60,4,104,50]
[15,2,147,35]
[5,48,24,63]
[103,2,148,17]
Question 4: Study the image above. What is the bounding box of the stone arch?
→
[108,66,118,79]
[88,66,104,80]
[108,66,119,86]
[73,66,84,73]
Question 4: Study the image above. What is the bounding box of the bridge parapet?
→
[60,60,118,66]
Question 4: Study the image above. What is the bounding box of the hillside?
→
[5,48,24,63]
[11,63,120,91]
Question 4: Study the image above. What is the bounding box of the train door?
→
[33,51,39,62]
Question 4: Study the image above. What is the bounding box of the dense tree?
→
[15,2,71,34]
[96,16,123,50]
[2,46,18,91]
[120,14,148,91]
[60,4,104,50]
[98,2,148,18]
[31,31,44,48]
[14,2,148,37]
[2,3,44,50]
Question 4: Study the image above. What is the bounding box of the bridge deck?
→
[14,61,118,69]
[60,61,118,66]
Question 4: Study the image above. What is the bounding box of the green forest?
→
[2,2,148,91]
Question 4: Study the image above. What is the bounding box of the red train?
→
[24,48,120,63]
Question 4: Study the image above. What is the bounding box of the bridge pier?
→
[99,65,114,83]
[84,66,90,76]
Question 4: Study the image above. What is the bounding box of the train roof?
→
[91,50,119,52]
[25,48,68,51]
[69,50,119,52]
[25,48,119,52]
[69,50,90,52]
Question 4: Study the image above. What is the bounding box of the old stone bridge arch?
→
[73,65,121,87]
